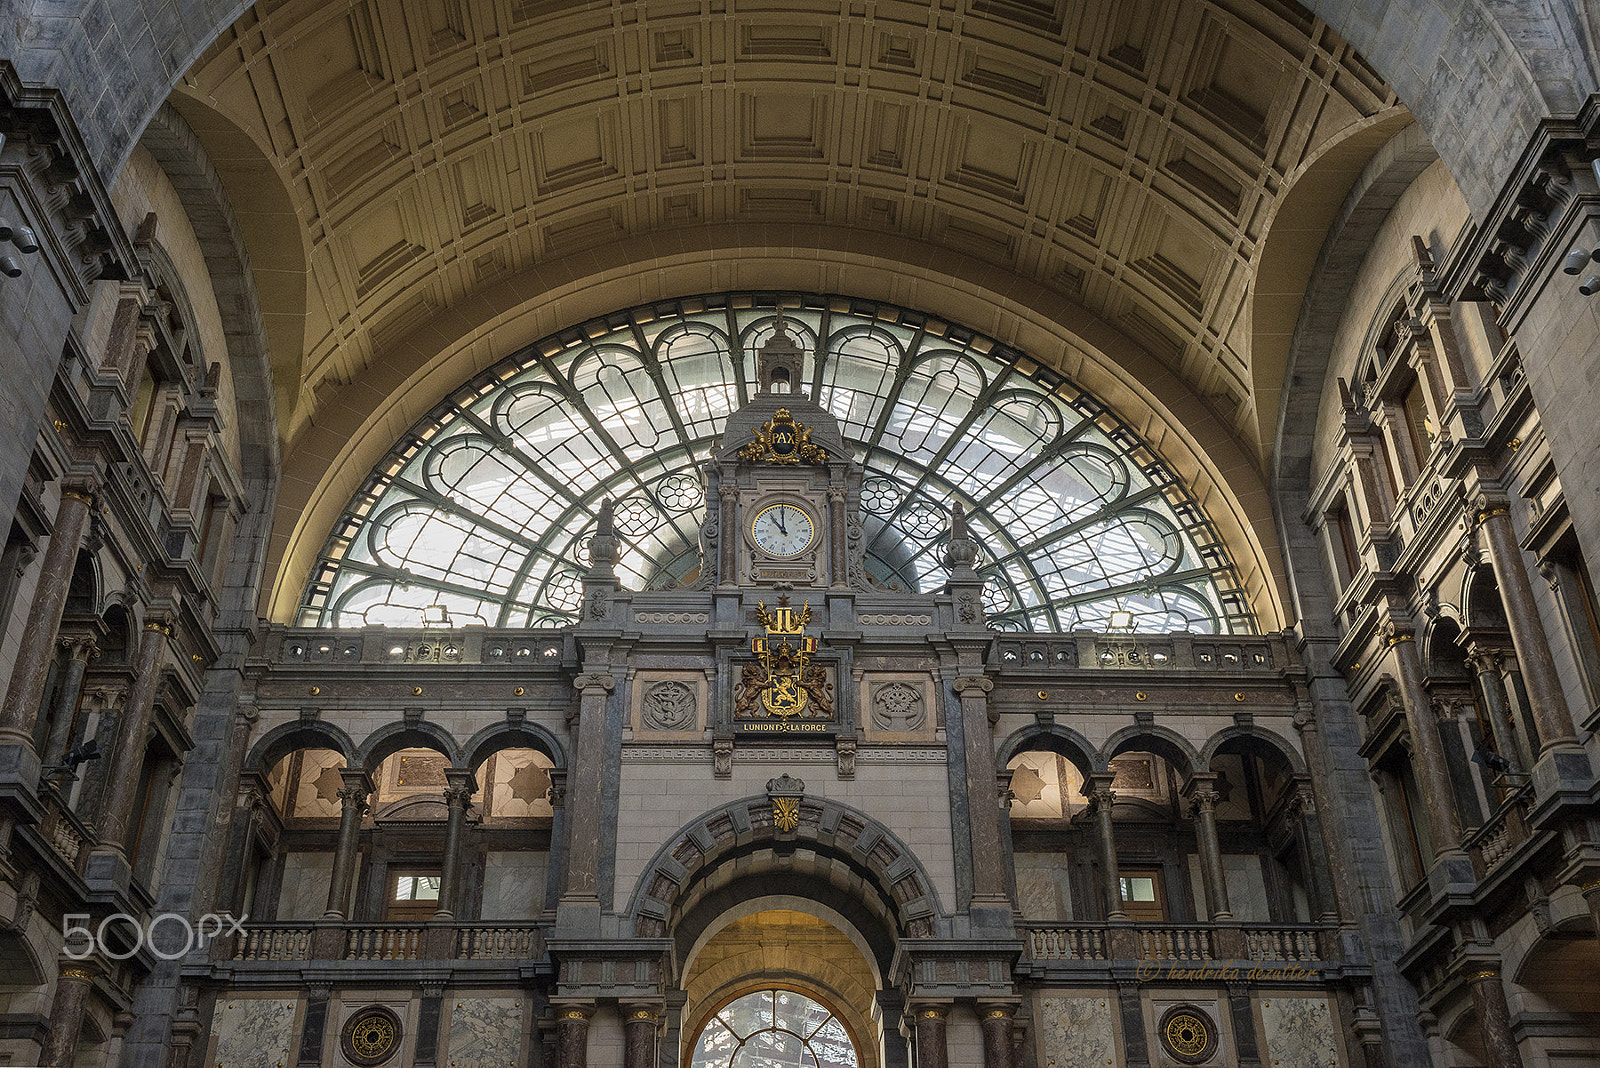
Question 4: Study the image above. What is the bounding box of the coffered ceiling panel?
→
[175,0,1398,458]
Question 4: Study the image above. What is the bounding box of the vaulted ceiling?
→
[173,0,1400,455]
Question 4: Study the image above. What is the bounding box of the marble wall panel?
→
[1261,996,1338,1068]
[445,997,525,1068]
[481,850,548,920]
[209,997,297,1068]
[1223,854,1270,922]
[277,852,334,920]
[1015,853,1073,920]
[1038,993,1117,1068]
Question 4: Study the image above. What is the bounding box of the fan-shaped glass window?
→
[690,989,857,1068]
[300,294,1251,632]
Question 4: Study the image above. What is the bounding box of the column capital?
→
[1083,773,1117,809]
[573,672,615,694]
[57,633,99,661]
[442,777,475,809]
[952,674,993,695]
[1381,619,1416,646]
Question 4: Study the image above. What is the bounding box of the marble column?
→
[433,770,475,920]
[43,634,98,766]
[0,481,95,748]
[94,614,171,857]
[1476,500,1580,753]
[1185,781,1231,920]
[556,1006,591,1068]
[1290,783,1339,920]
[978,1004,1015,1068]
[1465,645,1527,772]
[622,1005,659,1068]
[912,1007,948,1068]
[1384,621,1462,855]
[40,966,95,1067]
[952,674,1007,905]
[1466,966,1523,1068]
[561,672,613,917]
[1085,775,1125,919]
[323,771,372,919]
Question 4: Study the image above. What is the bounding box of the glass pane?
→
[394,876,414,900]
[1120,876,1157,902]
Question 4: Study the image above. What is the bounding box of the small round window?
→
[690,988,858,1068]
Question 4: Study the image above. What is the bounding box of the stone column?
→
[1476,499,1580,753]
[40,965,95,1067]
[1465,966,1523,1068]
[978,1004,1015,1068]
[1465,645,1527,772]
[43,634,97,765]
[0,480,95,748]
[912,1007,948,1068]
[433,770,475,920]
[952,674,1007,907]
[94,614,171,857]
[559,672,613,928]
[1289,782,1339,920]
[1184,779,1231,920]
[555,1005,592,1068]
[323,771,372,919]
[1384,621,1463,855]
[1085,774,1124,919]
[622,1005,659,1068]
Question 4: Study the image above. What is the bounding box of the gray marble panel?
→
[211,998,297,1068]
[1039,994,1116,1068]
[481,852,547,921]
[1015,854,1073,920]
[277,852,334,921]
[1261,996,1338,1068]
[1223,855,1270,922]
[445,997,523,1067]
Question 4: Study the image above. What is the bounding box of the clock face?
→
[751,504,816,557]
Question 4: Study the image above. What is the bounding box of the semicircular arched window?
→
[690,988,858,1068]
[300,293,1252,633]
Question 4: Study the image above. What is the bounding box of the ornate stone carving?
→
[835,736,856,779]
[871,682,925,730]
[641,680,696,730]
[712,737,733,778]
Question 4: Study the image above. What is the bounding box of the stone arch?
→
[1198,724,1307,776]
[1463,564,1511,631]
[353,720,461,772]
[1100,725,1203,778]
[242,720,355,772]
[625,794,946,943]
[461,720,566,773]
[996,722,1103,776]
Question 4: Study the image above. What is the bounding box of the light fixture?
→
[1107,609,1135,630]
[1563,248,1592,275]
[1581,275,1600,297]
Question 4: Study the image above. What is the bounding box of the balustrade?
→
[229,921,545,964]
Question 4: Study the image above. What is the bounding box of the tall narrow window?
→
[1401,379,1433,470]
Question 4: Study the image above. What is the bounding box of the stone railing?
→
[1134,925,1214,961]
[37,792,93,872]
[231,922,546,963]
[1465,786,1534,879]
[1022,922,1332,965]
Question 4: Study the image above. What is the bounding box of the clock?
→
[751,504,816,557]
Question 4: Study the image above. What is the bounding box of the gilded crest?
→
[772,796,801,831]
[737,408,828,465]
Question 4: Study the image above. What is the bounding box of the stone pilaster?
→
[952,673,1007,912]
[42,633,97,765]
[558,671,613,931]
[1085,774,1124,919]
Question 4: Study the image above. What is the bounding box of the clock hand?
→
[775,509,788,535]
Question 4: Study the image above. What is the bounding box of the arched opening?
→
[680,904,881,1068]
[689,985,859,1068]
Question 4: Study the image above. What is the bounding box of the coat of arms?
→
[735,596,835,720]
